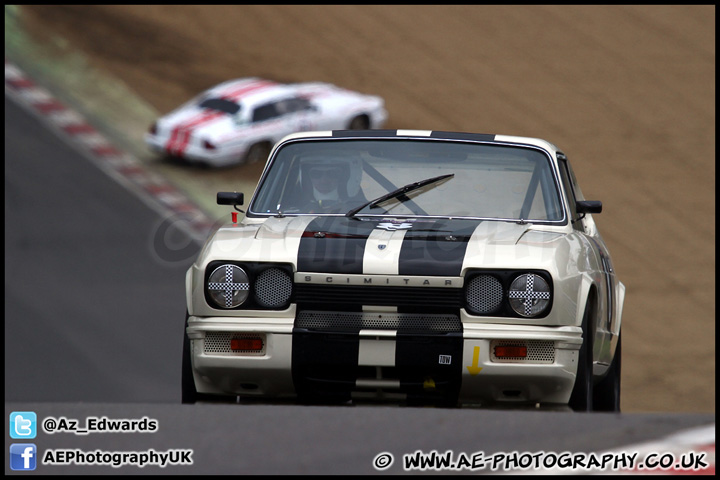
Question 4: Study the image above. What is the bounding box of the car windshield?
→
[198,97,241,114]
[249,139,565,222]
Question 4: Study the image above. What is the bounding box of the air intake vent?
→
[296,311,462,333]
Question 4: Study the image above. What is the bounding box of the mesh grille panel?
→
[203,332,266,355]
[294,284,462,308]
[254,268,292,308]
[296,311,462,332]
[466,274,504,314]
[490,340,555,363]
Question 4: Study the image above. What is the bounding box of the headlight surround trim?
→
[204,261,294,310]
[464,269,553,318]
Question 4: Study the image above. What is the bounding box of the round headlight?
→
[254,267,292,308]
[207,264,250,308]
[466,274,504,314]
[508,273,551,317]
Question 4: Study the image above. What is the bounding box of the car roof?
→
[204,78,297,105]
[276,129,561,155]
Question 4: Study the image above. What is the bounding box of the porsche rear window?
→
[198,98,241,114]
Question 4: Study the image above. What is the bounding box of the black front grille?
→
[293,284,462,310]
[296,311,463,332]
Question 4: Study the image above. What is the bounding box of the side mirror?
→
[217,192,244,206]
[576,200,602,215]
[217,192,245,214]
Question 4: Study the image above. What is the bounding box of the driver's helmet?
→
[299,153,362,198]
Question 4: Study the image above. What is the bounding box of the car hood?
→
[201,216,567,276]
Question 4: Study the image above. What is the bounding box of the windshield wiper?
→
[345,173,454,218]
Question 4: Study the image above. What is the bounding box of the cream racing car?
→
[182,129,624,411]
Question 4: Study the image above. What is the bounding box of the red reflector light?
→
[231,338,263,351]
[495,345,527,358]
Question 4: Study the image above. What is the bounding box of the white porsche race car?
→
[183,129,625,411]
[145,78,388,167]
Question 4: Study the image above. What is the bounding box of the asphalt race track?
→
[5,94,194,405]
[4,76,715,474]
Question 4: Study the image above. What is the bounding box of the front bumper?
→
[187,314,582,406]
[187,316,296,398]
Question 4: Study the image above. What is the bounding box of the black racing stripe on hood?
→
[398,219,481,276]
[297,217,376,274]
[297,217,482,276]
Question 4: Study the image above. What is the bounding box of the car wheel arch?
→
[245,141,273,164]
[568,288,598,411]
[347,114,370,129]
[578,283,603,370]
[612,281,626,336]
[574,273,598,328]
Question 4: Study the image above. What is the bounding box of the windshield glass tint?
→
[198,97,241,114]
[250,139,564,222]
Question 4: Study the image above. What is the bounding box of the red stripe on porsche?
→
[221,79,279,101]
[166,111,224,155]
[166,111,205,154]
[218,79,267,97]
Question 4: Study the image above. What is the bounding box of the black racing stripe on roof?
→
[332,129,399,137]
[331,130,497,141]
[429,131,496,142]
